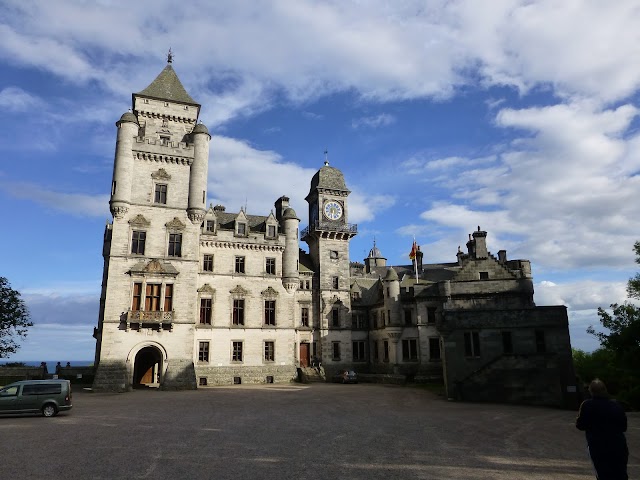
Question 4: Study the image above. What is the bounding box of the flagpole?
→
[414,238,419,284]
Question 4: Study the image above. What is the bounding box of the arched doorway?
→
[133,346,162,388]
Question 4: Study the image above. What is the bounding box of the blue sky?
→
[1,0,639,361]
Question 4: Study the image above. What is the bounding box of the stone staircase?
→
[299,366,326,383]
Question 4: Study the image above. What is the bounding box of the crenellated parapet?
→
[132,151,193,165]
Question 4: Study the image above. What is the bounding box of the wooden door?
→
[140,366,154,384]
[300,343,310,367]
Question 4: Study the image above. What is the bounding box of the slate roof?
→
[299,250,315,273]
[309,164,350,192]
[136,64,199,106]
[215,212,270,232]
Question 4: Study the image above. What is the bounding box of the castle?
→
[92,59,576,407]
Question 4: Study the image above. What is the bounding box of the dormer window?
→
[268,225,276,238]
[205,220,215,233]
[237,223,247,236]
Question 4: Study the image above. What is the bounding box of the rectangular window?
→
[464,332,481,357]
[429,337,441,360]
[402,339,418,361]
[502,331,513,354]
[145,284,161,311]
[168,233,182,257]
[381,311,386,325]
[198,342,209,362]
[301,307,309,327]
[205,220,215,232]
[154,184,167,204]
[131,231,146,255]
[332,342,341,361]
[232,299,245,325]
[427,307,437,324]
[332,276,339,289]
[200,298,212,325]
[235,256,245,273]
[404,309,412,326]
[132,282,142,311]
[268,225,276,237]
[373,340,379,361]
[237,223,246,235]
[331,309,339,327]
[383,341,389,362]
[479,271,489,280]
[264,341,275,362]
[372,312,377,329]
[264,300,276,326]
[535,330,546,353]
[203,254,213,272]
[232,341,243,362]
[266,257,276,275]
[163,284,173,312]
[352,341,366,362]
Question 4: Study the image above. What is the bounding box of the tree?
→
[0,277,32,358]
[587,242,640,408]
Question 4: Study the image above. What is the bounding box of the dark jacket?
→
[576,397,628,479]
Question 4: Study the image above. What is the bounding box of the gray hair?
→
[588,378,609,398]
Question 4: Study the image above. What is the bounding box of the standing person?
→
[576,379,628,480]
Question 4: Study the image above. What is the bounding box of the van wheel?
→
[42,404,58,417]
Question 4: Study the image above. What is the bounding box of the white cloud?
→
[0,181,109,217]
[351,113,396,129]
[0,86,43,111]
[415,100,640,270]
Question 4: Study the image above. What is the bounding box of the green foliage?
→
[586,241,640,409]
[0,277,33,358]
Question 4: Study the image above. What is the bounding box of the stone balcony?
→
[126,310,174,331]
[301,221,357,241]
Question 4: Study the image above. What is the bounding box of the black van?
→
[0,379,73,417]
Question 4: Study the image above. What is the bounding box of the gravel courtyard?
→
[0,383,637,480]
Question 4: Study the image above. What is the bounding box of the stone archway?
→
[133,346,163,388]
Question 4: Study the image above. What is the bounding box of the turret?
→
[187,122,210,223]
[109,111,139,218]
[281,206,300,292]
[472,227,488,259]
[383,267,401,325]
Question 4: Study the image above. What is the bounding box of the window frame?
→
[168,233,182,257]
[332,342,341,361]
[154,183,167,204]
[402,339,419,362]
[429,337,441,361]
[265,257,276,275]
[199,298,212,325]
[232,299,245,326]
[264,341,275,362]
[235,256,246,274]
[464,331,481,357]
[232,341,243,362]
[264,300,276,326]
[131,230,146,255]
[352,341,366,362]
[198,341,210,363]
[301,307,309,327]
[203,254,214,272]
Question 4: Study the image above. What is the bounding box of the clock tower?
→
[303,161,357,366]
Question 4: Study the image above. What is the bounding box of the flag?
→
[409,240,417,260]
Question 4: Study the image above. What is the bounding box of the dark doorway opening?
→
[133,346,162,388]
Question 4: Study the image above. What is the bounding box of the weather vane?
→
[324,149,329,166]
[167,48,173,64]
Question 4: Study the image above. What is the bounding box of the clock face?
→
[323,200,343,220]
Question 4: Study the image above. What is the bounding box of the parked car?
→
[332,369,358,384]
[0,379,73,417]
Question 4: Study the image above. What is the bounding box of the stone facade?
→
[93,60,576,407]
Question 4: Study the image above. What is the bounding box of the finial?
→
[167,48,173,64]
[324,149,329,166]
[477,225,481,231]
